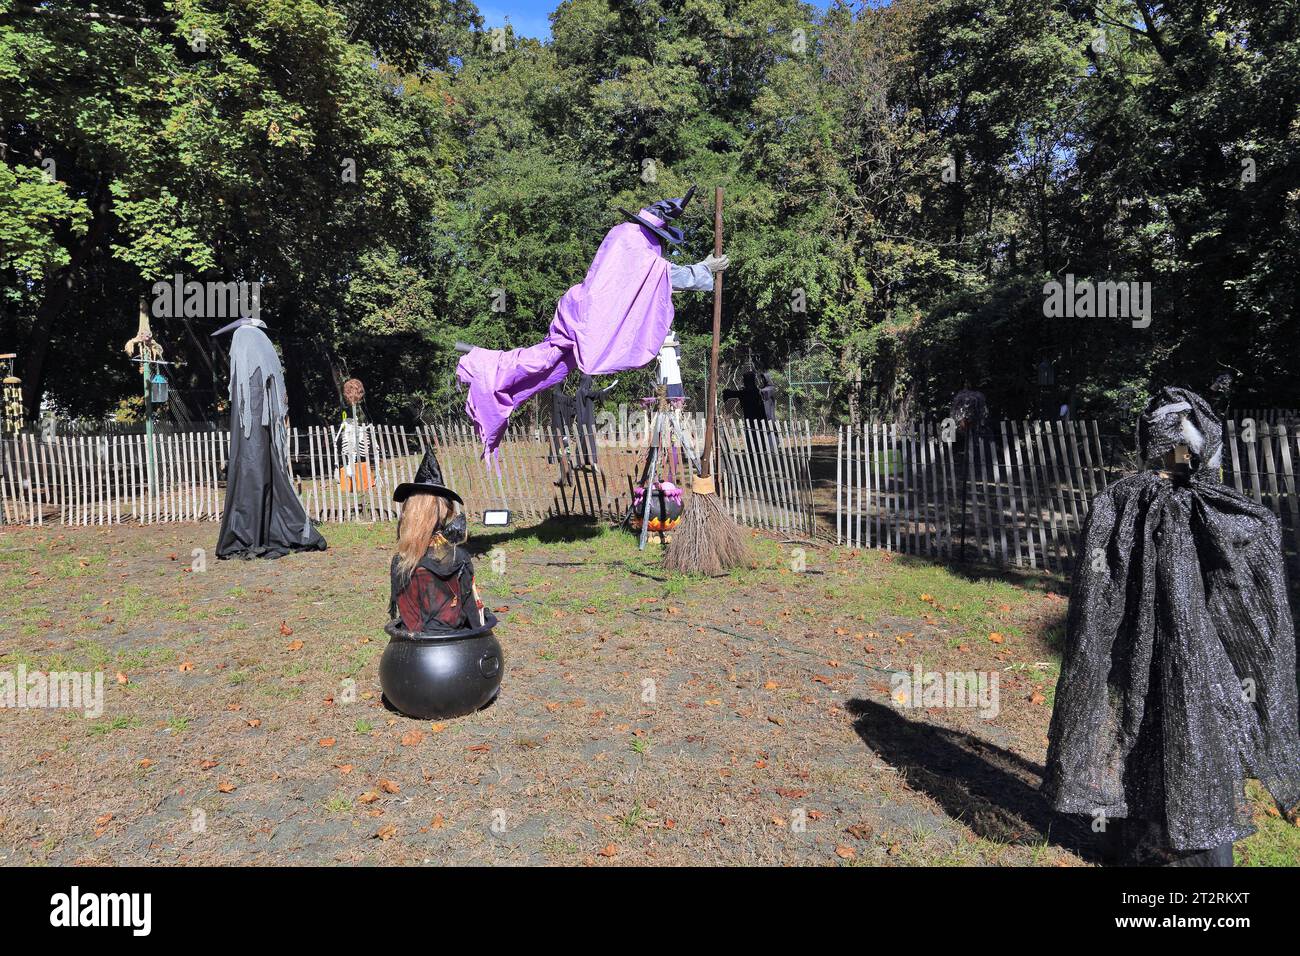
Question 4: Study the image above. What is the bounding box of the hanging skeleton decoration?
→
[335,415,373,489]
[336,417,372,465]
[212,318,327,559]
[335,377,373,491]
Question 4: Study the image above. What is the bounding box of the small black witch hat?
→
[393,450,463,505]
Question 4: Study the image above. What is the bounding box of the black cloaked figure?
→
[1043,387,1300,866]
[212,318,327,559]
[724,368,777,423]
[381,450,502,720]
[574,373,616,466]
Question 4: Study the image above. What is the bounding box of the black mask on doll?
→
[442,512,468,546]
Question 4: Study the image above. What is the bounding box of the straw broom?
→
[663,186,750,575]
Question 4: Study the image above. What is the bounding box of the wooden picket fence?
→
[1228,408,1300,426]
[0,419,814,535]
[717,419,816,536]
[837,420,1300,574]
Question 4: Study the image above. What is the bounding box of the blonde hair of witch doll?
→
[395,493,461,577]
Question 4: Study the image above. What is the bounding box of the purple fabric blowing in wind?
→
[456,211,675,456]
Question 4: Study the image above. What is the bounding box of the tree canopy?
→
[2,0,1296,428]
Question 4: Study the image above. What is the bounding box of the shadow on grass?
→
[921,554,1072,596]
[845,697,1103,863]
[466,515,608,556]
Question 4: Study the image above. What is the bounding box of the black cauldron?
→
[379,616,503,720]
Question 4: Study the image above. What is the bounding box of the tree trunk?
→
[21,181,111,420]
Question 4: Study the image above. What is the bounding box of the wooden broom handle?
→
[701,186,723,477]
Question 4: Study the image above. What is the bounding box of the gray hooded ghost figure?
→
[213,319,327,559]
[1043,386,1299,866]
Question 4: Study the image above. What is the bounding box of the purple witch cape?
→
[456,212,675,455]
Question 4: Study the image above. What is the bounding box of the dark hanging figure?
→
[1043,387,1299,866]
[575,374,615,467]
[724,368,776,423]
[212,319,327,559]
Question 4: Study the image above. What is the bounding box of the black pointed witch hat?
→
[393,450,463,505]
[618,185,697,248]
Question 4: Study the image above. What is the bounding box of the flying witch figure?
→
[455,187,726,457]
[211,318,327,559]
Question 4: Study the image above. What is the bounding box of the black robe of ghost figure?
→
[1043,387,1300,866]
[213,319,327,559]
[724,369,776,423]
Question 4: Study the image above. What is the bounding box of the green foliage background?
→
[2,0,1297,427]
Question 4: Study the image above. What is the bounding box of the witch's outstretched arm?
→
[669,254,728,293]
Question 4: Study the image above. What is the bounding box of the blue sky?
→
[480,1,843,41]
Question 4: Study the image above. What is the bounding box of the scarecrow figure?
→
[456,186,726,458]
[212,318,326,559]
[656,330,685,400]
[1043,387,1300,866]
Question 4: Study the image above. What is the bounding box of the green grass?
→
[88,715,139,736]
[323,794,352,813]
[1237,781,1300,866]
[5,516,1295,866]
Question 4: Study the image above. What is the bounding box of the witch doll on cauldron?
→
[380,450,504,721]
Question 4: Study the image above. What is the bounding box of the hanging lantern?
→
[150,371,169,405]
[1037,359,1055,387]
[3,375,21,437]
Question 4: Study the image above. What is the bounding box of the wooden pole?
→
[700,186,724,477]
